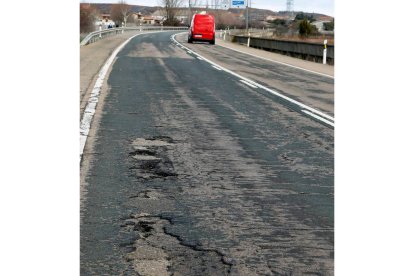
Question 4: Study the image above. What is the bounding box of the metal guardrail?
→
[80,26,188,46]
[222,33,334,65]
[226,28,276,36]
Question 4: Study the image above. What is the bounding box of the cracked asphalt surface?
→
[81,31,334,275]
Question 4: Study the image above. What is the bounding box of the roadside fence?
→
[220,30,334,65]
[80,26,188,46]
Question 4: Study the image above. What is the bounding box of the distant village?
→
[80,3,333,35]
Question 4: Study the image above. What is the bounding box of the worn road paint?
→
[301,109,334,127]
[172,33,335,127]
[240,79,258,88]
[212,65,222,71]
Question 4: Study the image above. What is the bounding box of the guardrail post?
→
[323,39,327,64]
[99,25,102,38]
[247,32,251,47]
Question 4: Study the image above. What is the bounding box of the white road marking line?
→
[240,79,258,88]
[301,109,334,127]
[172,33,335,125]
[212,65,222,71]
[197,56,203,60]
[217,43,334,79]
[80,31,163,159]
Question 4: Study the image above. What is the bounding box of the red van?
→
[188,13,215,45]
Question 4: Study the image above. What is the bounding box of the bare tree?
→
[212,0,220,9]
[212,10,243,29]
[80,4,100,33]
[158,0,184,25]
[111,0,132,27]
[190,0,202,8]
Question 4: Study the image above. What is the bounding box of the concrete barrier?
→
[225,34,334,65]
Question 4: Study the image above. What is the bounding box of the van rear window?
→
[195,16,213,23]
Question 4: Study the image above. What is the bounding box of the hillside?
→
[273,11,333,21]
[89,3,159,15]
[228,7,277,21]
[87,3,332,21]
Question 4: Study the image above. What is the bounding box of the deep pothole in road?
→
[121,213,232,275]
[129,136,177,179]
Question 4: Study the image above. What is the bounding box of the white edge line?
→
[197,56,204,60]
[172,33,335,123]
[301,110,334,127]
[240,79,258,88]
[218,42,334,79]
[212,65,222,71]
[80,31,164,159]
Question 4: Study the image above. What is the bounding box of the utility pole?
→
[188,0,191,25]
[245,0,249,31]
[287,0,294,20]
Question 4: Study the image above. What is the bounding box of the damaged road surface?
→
[81,31,334,275]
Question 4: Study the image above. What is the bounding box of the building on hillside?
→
[95,19,115,29]
[142,16,155,24]
[175,9,189,24]
[129,12,143,22]
[94,13,115,29]
[151,9,189,24]
[101,14,111,21]
[151,10,166,24]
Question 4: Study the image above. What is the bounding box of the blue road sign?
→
[232,0,245,5]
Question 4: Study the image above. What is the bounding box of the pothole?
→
[129,136,177,179]
[121,213,232,275]
[132,136,173,148]
[129,190,161,200]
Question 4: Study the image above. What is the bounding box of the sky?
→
[82,0,334,16]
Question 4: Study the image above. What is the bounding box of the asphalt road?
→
[81,31,334,275]
[176,33,334,117]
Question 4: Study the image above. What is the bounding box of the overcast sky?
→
[82,0,334,16]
